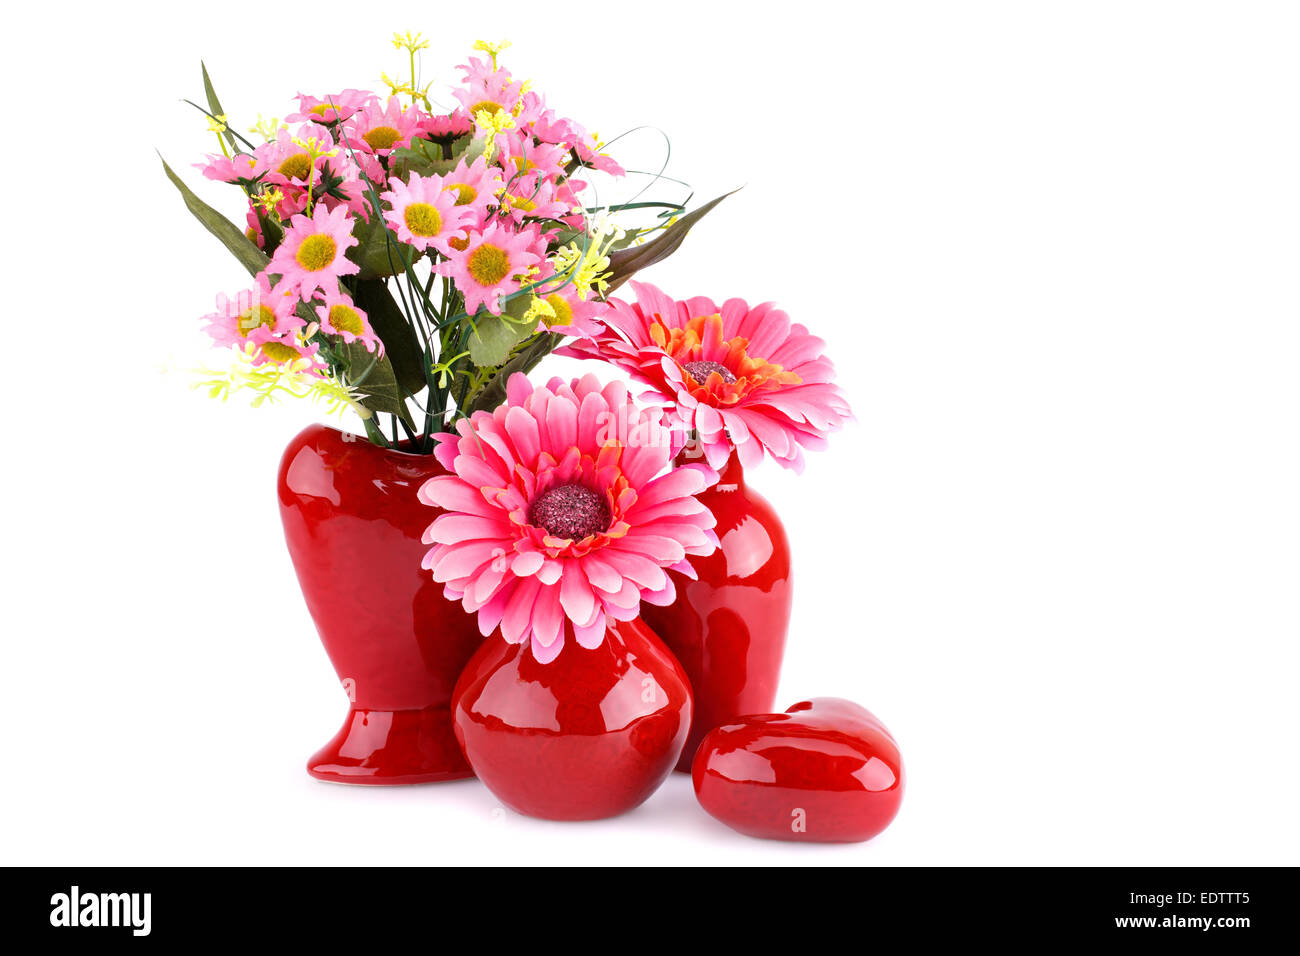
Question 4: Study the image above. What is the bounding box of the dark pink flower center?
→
[682,360,736,385]
[528,483,611,540]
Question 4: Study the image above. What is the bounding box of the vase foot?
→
[307,706,473,785]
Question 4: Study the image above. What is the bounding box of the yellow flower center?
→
[238,304,277,336]
[328,304,365,337]
[278,153,312,181]
[466,244,510,286]
[508,194,536,213]
[309,104,332,116]
[259,341,301,363]
[403,202,442,237]
[511,156,535,174]
[470,101,502,118]
[362,125,402,151]
[545,294,573,327]
[295,234,338,272]
[448,233,470,252]
[445,183,477,206]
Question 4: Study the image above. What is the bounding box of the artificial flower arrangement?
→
[168,35,727,448]
[171,36,903,842]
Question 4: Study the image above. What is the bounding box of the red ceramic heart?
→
[692,697,904,843]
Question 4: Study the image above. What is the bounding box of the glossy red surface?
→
[641,451,792,772]
[692,697,905,843]
[278,424,484,784]
[452,618,692,820]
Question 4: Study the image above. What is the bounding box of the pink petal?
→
[559,562,596,624]
[573,612,608,649]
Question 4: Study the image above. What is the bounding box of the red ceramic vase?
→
[278,424,484,784]
[640,450,793,772]
[451,619,692,820]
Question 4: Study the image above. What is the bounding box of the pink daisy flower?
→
[440,156,504,221]
[380,172,474,257]
[421,109,474,144]
[419,373,718,663]
[443,221,547,315]
[343,96,423,156]
[286,89,377,125]
[268,203,360,299]
[532,278,609,338]
[202,273,302,348]
[196,152,261,185]
[452,57,524,120]
[561,282,853,473]
[257,126,331,190]
[246,326,327,377]
[312,289,380,352]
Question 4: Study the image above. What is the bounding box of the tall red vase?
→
[278,424,484,784]
[452,619,692,820]
[640,450,793,772]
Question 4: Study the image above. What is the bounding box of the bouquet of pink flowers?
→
[166,36,727,448]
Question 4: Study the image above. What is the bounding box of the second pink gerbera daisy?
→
[419,373,719,664]
[561,281,852,472]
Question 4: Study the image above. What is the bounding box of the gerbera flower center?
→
[295,234,338,271]
[467,244,511,286]
[258,341,300,363]
[328,304,364,336]
[682,360,736,385]
[446,183,477,206]
[528,483,611,541]
[403,202,443,237]
[363,126,402,151]
[278,153,312,181]
[470,101,502,118]
[238,304,277,335]
[508,194,537,213]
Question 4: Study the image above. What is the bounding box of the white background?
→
[2,0,1297,865]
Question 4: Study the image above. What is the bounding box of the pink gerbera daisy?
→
[443,221,547,315]
[312,289,380,352]
[419,373,718,663]
[202,272,302,347]
[268,203,360,298]
[380,172,474,257]
[561,282,853,472]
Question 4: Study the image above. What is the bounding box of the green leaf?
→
[466,333,559,414]
[467,301,538,367]
[342,342,414,427]
[604,188,740,295]
[201,61,239,155]
[160,154,268,278]
[352,280,427,396]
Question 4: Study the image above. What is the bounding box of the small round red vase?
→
[640,450,792,772]
[278,424,484,784]
[451,619,692,820]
